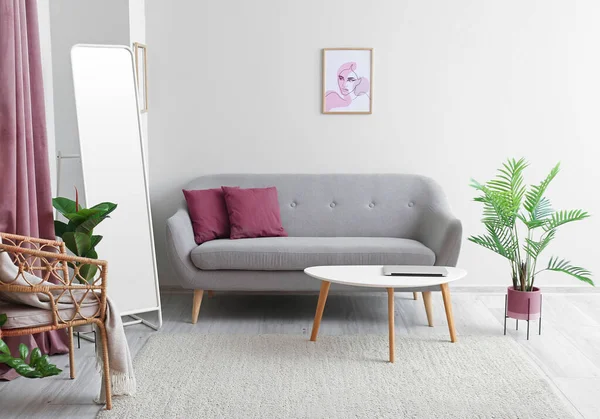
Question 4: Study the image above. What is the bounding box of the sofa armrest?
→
[166,208,199,288]
[417,209,462,267]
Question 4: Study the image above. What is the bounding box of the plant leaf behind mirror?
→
[52,190,116,284]
[0,314,62,378]
[469,158,593,291]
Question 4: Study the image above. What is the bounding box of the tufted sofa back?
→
[182,174,452,239]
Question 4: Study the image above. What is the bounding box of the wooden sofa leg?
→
[413,292,418,300]
[192,289,204,324]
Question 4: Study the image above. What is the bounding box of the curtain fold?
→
[0,0,69,380]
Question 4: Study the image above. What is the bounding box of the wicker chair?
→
[0,232,112,410]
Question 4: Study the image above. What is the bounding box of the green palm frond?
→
[470,158,527,228]
[468,223,516,261]
[490,158,528,210]
[524,163,560,216]
[471,182,518,228]
[483,158,527,219]
[544,257,594,286]
[517,213,546,230]
[533,197,553,220]
[524,229,555,260]
[544,209,590,231]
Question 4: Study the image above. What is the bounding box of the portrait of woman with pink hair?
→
[322,49,372,114]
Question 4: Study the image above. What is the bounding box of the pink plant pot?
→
[507,286,541,321]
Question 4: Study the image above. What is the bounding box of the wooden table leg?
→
[440,283,457,342]
[387,288,395,363]
[310,281,331,342]
[422,291,433,327]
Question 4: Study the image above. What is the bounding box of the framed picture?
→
[322,48,373,114]
[133,42,148,112]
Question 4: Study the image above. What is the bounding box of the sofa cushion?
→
[183,188,232,244]
[0,301,101,329]
[222,186,287,239]
[190,237,436,271]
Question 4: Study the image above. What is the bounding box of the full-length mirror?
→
[71,45,161,327]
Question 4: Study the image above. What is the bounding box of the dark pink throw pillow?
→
[222,186,288,239]
[183,188,231,244]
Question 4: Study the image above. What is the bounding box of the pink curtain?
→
[0,0,69,380]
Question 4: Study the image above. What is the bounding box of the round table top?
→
[304,265,467,288]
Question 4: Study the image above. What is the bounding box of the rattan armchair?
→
[0,232,112,410]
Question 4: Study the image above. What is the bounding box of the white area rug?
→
[98,334,573,418]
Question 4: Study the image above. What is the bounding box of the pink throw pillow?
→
[183,188,231,244]
[222,186,288,239]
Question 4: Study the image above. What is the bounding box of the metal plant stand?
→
[76,330,97,352]
[504,294,542,340]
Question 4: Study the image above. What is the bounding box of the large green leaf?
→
[53,220,70,238]
[62,208,104,224]
[0,354,61,378]
[0,338,10,355]
[52,197,79,216]
[79,263,98,283]
[89,202,117,217]
[29,348,41,367]
[545,256,594,286]
[75,215,108,235]
[19,343,29,361]
[5,358,38,377]
[90,235,103,249]
[35,355,62,377]
[545,209,590,231]
[77,249,99,283]
[62,232,91,257]
[85,249,98,259]
[0,313,6,327]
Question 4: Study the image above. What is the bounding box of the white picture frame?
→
[322,48,373,114]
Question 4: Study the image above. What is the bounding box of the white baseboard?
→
[159,285,599,294]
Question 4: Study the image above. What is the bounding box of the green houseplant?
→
[469,158,593,290]
[52,190,117,283]
[0,314,62,378]
[469,158,593,324]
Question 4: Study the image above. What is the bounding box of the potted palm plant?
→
[469,158,593,333]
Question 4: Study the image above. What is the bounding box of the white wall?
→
[49,0,130,204]
[129,0,148,158]
[37,0,56,196]
[147,1,600,288]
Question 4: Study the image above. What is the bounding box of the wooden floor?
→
[1,290,599,418]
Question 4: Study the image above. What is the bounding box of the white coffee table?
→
[304,265,467,363]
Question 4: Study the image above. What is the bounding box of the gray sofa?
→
[166,174,462,322]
